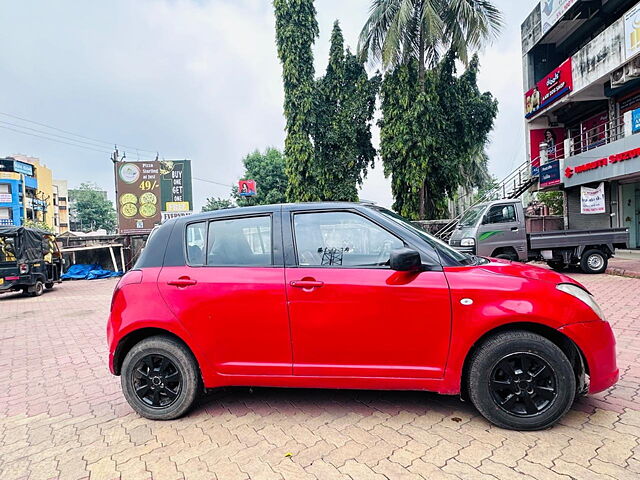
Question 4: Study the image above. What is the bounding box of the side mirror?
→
[390,248,422,272]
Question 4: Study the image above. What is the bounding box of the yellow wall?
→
[12,155,55,230]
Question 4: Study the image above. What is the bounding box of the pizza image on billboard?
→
[119,193,137,205]
[139,203,157,218]
[121,203,138,218]
[140,192,158,205]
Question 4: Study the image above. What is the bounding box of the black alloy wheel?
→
[489,352,557,417]
[131,354,182,409]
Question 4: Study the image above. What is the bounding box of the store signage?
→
[239,180,257,197]
[161,211,193,222]
[530,127,565,174]
[0,193,12,203]
[13,161,34,177]
[115,162,162,234]
[0,172,20,181]
[541,0,579,35]
[525,59,573,119]
[540,161,561,188]
[581,183,606,214]
[625,2,640,59]
[633,109,640,133]
[564,146,640,179]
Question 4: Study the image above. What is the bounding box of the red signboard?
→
[530,127,565,173]
[525,58,573,119]
[239,180,257,197]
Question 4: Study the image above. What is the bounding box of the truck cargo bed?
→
[529,228,629,251]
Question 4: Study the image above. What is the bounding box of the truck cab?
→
[449,200,528,261]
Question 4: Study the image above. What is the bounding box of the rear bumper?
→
[559,321,619,394]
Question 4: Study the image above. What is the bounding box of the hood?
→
[478,258,583,287]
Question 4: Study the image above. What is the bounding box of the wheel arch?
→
[459,322,588,400]
[112,327,203,380]
[491,246,518,258]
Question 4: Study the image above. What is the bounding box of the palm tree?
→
[358,0,503,84]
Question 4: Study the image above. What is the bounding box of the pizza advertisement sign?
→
[116,161,162,234]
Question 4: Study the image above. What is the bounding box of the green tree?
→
[358,0,503,80]
[312,21,381,201]
[379,55,498,219]
[274,0,320,202]
[202,197,235,212]
[23,219,54,233]
[69,183,117,232]
[233,148,288,206]
[536,191,564,215]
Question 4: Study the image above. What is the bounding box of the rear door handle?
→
[168,277,198,288]
[290,280,324,289]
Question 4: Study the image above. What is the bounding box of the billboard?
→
[530,127,565,174]
[239,180,257,197]
[116,162,162,234]
[160,160,193,213]
[625,2,640,59]
[524,59,573,119]
[541,0,578,35]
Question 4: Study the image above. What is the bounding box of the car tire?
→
[121,336,201,420]
[30,281,44,297]
[580,249,607,274]
[547,261,565,272]
[468,330,576,430]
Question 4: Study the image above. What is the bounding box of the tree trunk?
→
[418,184,425,219]
[418,25,427,219]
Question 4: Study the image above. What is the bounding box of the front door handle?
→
[168,277,198,288]
[511,227,519,232]
[290,280,324,289]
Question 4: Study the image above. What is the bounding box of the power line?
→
[0,124,115,155]
[193,176,234,188]
[0,111,159,154]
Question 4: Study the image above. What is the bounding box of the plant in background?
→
[23,219,54,233]
[536,191,564,215]
[232,148,288,206]
[69,182,117,233]
[274,0,320,202]
[312,21,381,201]
[359,0,503,219]
[202,198,235,212]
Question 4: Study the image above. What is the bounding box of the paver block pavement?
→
[0,274,639,479]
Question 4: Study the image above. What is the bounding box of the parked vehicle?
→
[107,203,618,430]
[0,226,63,297]
[448,199,629,274]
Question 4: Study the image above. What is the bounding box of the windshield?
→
[375,208,472,265]
[459,204,486,227]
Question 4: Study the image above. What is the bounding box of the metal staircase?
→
[434,158,538,241]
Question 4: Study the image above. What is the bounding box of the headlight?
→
[556,283,605,321]
[460,238,475,247]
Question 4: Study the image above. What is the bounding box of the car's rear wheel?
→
[121,336,200,420]
[468,330,575,430]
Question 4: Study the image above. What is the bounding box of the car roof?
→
[177,202,378,223]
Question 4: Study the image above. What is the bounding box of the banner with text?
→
[541,0,579,34]
[525,59,573,119]
[116,162,162,234]
[581,182,606,214]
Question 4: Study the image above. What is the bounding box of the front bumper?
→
[559,321,619,394]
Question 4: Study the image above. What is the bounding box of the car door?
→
[476,203,527,259]
[157,211,292,376]
[284,209,451,379]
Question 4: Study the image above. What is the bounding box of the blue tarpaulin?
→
[61,264,123,280]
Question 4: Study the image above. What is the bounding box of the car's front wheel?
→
[468,330,576,430]
[121,336,200,420]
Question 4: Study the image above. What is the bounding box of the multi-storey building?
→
[0,157,39,227]
[53,179,69,234]
[522,0,640,249]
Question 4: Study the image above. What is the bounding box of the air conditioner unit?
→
[626,57,640,78]
[611,66,627,87]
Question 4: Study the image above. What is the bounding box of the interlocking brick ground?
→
[0,273,639,480]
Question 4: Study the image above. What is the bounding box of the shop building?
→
[521,0,640,248]
[52,179,69,234]
[0,157,39,227]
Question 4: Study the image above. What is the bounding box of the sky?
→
[0,0,538,210]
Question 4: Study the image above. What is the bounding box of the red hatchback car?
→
[107,203,618,430]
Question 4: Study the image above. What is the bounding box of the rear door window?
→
[186,222,206,265]
[207,216,272,266]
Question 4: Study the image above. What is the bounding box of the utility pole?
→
[111,146,121,234]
